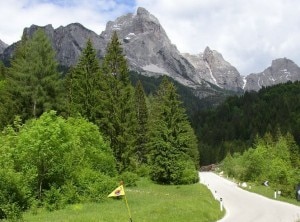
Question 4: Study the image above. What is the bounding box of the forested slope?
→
[196,81,300,165]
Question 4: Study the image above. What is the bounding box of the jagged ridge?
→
[1,7,300,93]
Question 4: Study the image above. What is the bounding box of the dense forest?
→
[195,81,300,165]
[0,29,199,220]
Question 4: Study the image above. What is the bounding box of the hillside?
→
[196,81,300,165]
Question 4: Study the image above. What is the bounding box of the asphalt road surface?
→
[200,172,300,222]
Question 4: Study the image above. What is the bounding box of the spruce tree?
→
[148,77,199,184]
[134,80,149,164]
[99,31,137,172]
[0,62,15,128]
[8,29,60,119]
[67,39,101,121]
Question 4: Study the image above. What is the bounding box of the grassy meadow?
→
[22,178,224,222]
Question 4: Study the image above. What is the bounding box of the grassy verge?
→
[241,182,300,206]
[22,178,224,222]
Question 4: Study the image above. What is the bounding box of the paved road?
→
[200,172,300,222]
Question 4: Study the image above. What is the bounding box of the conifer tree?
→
[99,31,137,172]
[8,29,60,119]
[148,77,199,184]
[0,61,15,128]
[67,39,101,121]
[134,80,149,163]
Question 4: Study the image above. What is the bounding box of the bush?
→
[0,111,118,216]
[0,169,30,220]
[136,164,151,177]
[150,154,198,185]
[75,168,116,202]
[44,186,65,211]
[221,133,300,198]
[61,181,80,205]
[177,159,199,184]
[118,172,139,187]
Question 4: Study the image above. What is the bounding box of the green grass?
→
[240,182,300,207]
[22,178,224,222]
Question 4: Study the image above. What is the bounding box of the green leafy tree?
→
[0,111,116,202]
[99,31,137,172]
[8,29,61,119]
[67,39,101,121]
[0,111,117,217]
[221,132,299,197]
[148,77,199,184]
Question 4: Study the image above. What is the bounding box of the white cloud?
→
[1,0,300,75]
[0,0,133,44]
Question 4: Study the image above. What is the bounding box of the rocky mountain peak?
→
[136,7,160,24]
[102,7,168,44]
[2,23,104,67]
[244,57,300,91]
[271,57,297,71]
[100,7,200,88]
[183,47,243,91]
[0,39,8,54]
[23,24,55,39]
[2,7,299,95]
[203,46,231,68]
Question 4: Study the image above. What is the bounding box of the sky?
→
[1,0,300,75]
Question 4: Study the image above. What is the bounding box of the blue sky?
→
[1,0,300,75]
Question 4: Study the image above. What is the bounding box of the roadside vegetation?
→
[220,132,300,199]
[22,178,224,222]
[239,182,300,207]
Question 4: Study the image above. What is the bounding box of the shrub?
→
[44,186,65,211]
[61,181,80,205]
[118,171,139,187]
[0,111,118,216]
[177,159,199,184]
[0,169,30,220]
[136,164,151,177]
[75,168,116,202]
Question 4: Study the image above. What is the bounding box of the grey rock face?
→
[183,47,243,91]
[100,7,202,88]
[23,23,105,67]
[2,23,104,67]
[2,7,298,95]
[244,58,300,91]
[0,39,8,54]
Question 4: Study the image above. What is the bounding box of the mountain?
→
[0,39,8,54]
[99,7,205,89]
[244,58,300,91]
[1,7,227,99]
[1,7,299,94]
[24,23,104,68]
[1,23,103,67]
[183,47,243,91]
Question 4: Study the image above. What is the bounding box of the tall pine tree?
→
[0,61,16,128]
[8,29,60,119]
[148,77,199,184]
[99,32,137,172]
[67,39,101,122]
[134,80,149,164]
